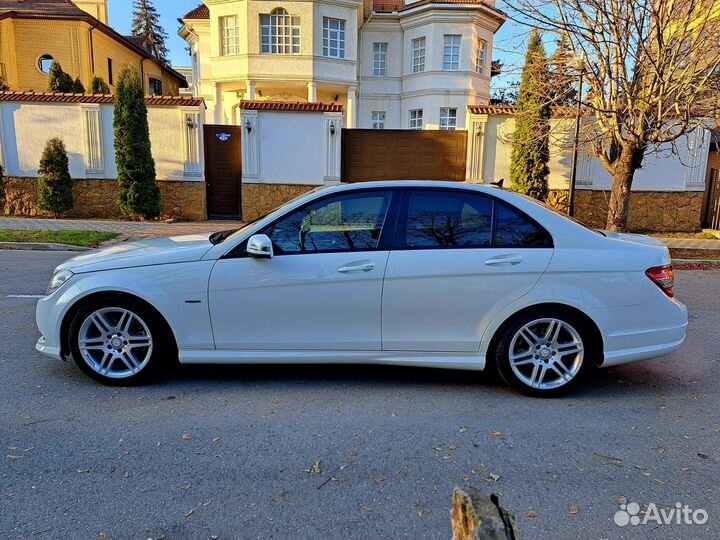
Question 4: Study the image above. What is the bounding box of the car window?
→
[493,203,552,247]
[262,191,393,254]
[405,191,493,248]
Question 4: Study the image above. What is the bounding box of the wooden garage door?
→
[204,125,243,218]
[342,129,467,183]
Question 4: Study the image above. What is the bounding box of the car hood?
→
[602,232,668,249]
[58,233,215,273]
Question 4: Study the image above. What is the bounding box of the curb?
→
[672,259,720,266]
[0,242,91,252]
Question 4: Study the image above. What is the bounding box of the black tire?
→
[494,308,599,397]
[68,295,175,386]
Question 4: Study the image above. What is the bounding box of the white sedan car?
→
[36,181,687,396]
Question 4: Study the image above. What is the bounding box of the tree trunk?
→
[605,146,645,232]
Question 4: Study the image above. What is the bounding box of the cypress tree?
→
[37,137,74,218]
[90,76,111,94]
[114,66,160,219]
[510,30,551,201]
[548,35,577,107]
[131,0,169,62]
[47,61,75,93]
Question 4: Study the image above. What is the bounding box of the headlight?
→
[47,269,74,295]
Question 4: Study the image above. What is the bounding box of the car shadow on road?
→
[139,359,687,400]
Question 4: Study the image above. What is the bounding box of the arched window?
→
[260,8,300,54]
[38,54,55,74]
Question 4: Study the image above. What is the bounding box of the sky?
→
[108,0,529,88]
[108,0,201,68]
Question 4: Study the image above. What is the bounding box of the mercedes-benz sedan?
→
[36,181,688,396]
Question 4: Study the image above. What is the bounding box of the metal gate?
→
[703,169,720,230]
[342,129,467,183]
[203,125,243,219]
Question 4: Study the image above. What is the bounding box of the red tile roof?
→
[468,104,583,117]
[0,91,205,107]
[240,100,343,112]
[467,105,518,115]
[182,4,209,19]
[372,0,502,14]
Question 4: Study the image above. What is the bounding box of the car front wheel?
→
[495,310,597,397]
[68,297,172,385]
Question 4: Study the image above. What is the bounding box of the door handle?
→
[484,254,523,266]
[337,263,375,273]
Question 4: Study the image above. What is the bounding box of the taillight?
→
[646,265,674,298]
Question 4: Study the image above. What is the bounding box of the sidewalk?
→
[658,238,720,250]
[0,217,244,242]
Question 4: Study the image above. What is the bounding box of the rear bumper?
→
[593,294,688,368]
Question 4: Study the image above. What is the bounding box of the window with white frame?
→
[82,107,104,175]
[411,37,426,73]
[439,108,457,130]
[372,111,386,129]
[475,39,488,74]
[260,8,300,54]
[409,109,423,130]
[323,18,345,59]
[373,42,388,76]
[443,35,461,71]
[220,15,239,56]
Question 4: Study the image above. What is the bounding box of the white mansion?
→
[179,0,506,129]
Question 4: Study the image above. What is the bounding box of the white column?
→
[240,110,259,179]
[346,86,357,128]
[213,83,222,124]
[246,80,256,101]
[465,113,487,183]
[307,81,318,103]
[322,112,342,183]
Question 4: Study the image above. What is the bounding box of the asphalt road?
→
[1,250,719,540]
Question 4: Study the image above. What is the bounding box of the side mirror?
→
[247,234,273,259]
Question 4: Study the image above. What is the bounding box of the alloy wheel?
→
[77,307,154,379]
[508,318,584,390]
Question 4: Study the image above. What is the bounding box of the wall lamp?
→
[185,116,196,129]
[245,119,252,133]
[329,121,336,136]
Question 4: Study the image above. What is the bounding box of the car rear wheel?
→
[69,297,173,385]
[495,309,597,397]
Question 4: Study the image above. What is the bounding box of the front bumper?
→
[35,336,63,360]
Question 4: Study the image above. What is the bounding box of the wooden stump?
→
[451,487,519,540]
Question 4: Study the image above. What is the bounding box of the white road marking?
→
[6,294,44,298]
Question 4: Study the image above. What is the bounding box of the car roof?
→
[322,180,501,195]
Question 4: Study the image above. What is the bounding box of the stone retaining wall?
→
[2,177,206,221]
[544,189,703,231]
[242,183,318,222]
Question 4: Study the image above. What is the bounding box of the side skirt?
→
[179,349,487,371]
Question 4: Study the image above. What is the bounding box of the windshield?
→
[209,186,329,245]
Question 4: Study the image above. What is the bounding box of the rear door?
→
[382,188,554,352]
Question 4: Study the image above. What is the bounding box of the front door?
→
[204,125,242,218]
[208,189,397,350]
[382,188,554,352]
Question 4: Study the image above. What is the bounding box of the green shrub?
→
[47,61,75,93]
[90,76,111,94]
[72,77,85,94]
[37,137,74,218]
[114,66,160,219]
